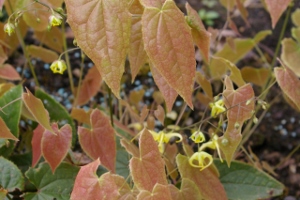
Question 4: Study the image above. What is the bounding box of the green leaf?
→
[0,157,24,192]
[24,162,79,200]
[0,85,22,157]
[35,88,76,146]
[214,160,284,200]
[115,136,130,179]
[65,0,131,97]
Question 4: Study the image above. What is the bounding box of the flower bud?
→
[4,22,15,36]
[50,60,67,74]
[49,13,63,26]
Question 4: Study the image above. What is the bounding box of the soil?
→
[7,0,300,199]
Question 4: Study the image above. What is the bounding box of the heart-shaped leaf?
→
[129,129,168,191]
[70,108,91,125]
[24,162,79,200]
[71,159,129,200]
[275,66,300,110]
[0,64,21,80]
[0,157,24,192]
[142,0,195,109]
[241,66,269,87]
[78,109,116,172]
[31,124,44,167]
[0,117,18,141]
[65,0,131,97]
[42,123,72,173]
[23,88,53,133]
[215,159,284,200]
[137,183,172,200]
[281,38,300,77]
[176,154,227,200]
[265,0,291,28]
[74,66,102,106]
[26,45,59,63]
[168,178,203,200]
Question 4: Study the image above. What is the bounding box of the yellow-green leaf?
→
[281,38,300,77]
[241,66,269,87]
[292,9,300,27]
[27,45,59,63]
[142,0,195,109]
[65,0,131,98]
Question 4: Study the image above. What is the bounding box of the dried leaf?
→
[0,64,21,81]
[31,125,44,167]
[65,0,131,97]
[22,88,53,133]
[275,66,300,110]
[129,129,168,191]
[185,3,211,61]
[265,0,291,28]
[75,66,102,106]
[78,109,116,172]
[42,123,72,173]
[142,0,195,109]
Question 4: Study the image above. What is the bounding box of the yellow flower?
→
[50,60,67,74]
[4,22,15,36]
[49,14,62,26]
[190,130,205,143]
[209,99,226,118]
[189,151,213,171]
[200,134,223,162]
[149,130,182,153]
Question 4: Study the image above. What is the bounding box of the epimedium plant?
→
[0,0,298,199]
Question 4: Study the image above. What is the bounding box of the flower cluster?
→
[209,98,226,118]
[149,130,182,154]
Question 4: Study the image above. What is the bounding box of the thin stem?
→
[73,51,85,106]
[108,86,114,127]
[58,47,80,60]
[61,21,75,95]
[7,0,39,87]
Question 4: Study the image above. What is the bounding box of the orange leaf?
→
[75,66,102,106]
[71,159,120,200]
[275,66,300,110]
[0,64,21,81]
[65,0,131,97]
[78,109,116,172]
[265,0,291,28]
[142,0,195,109]
[140,0,166,8]
[31,124,44,167]
[176,154,227,200]
[195,71,213,99]
[137,183,172,200]
[129,129,168,191]
[42,123,72,173]
[22,88,53,133]
[129,13,148,81]
[168,178,203,200]
[120,139,140,157]
[154,105,165,125]
[185,3,211,61]
[0,117,18,141]
[150,63,177,112]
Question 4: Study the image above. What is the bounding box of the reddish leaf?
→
[0,64,21,81]
[129,129,168,191]
[275,66,300,110]
[129,3,148,81]
[120,139,140,157]
[70,108,92,125]
[137,183,172,200]
[236,0,249,26]
[220,76,255,164]
[65,0,131,97]
[185,3,211,61]
[168,178,203,200]
[31,124,44,167]
[176,154,227,200]
[140,0,166,8]
[241,66,270,87]
[142,0,195,109]
[71,159,120,200]
[75,66,102,106]
[150,63,177,112]
[154,105,165,125]
[265,0,291,28]
[78,109,116,172]
[0,117,18,141]
[22,88,53,133]
[42,123,72,173]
